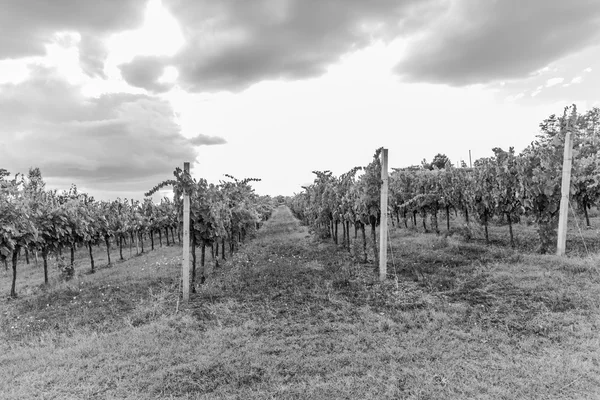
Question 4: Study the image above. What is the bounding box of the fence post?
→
[379,148,388,281]
[557,107,576,256]
[182,162,190,301]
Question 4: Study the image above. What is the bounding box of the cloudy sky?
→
[1,0,599,200]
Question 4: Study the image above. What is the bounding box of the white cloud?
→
[545,77,564,87]
[0,59,33,84]
[562,75,584,88]
[584,67,592,72]
[571,76,583,84]
[530,85,544,97]
[533,65,553,76]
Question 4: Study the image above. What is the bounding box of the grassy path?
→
[1,206,599,399]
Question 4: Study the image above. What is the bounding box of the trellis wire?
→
[569,200,589,256]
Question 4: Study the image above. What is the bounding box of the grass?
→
[397,207,600,255]
[1,206,599,399]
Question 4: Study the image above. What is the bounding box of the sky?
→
[0,0,599,201]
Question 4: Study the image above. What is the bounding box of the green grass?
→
[1,207,599,399]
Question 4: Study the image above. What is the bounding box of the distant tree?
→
[26,167,45,193]
[422,154,451,170]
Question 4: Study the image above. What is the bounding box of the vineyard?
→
[3,106,597,300]
[0,166,274,298]
[1,106,600,398]
[289,105,600,258]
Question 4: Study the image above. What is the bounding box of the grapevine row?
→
[0,167,274,297]
[290,105,600,256]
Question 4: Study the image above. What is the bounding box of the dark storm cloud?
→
[0,0,145,59]
[117,0,440,92]
[394,0,600,85]
[0,68,226,192]
[3,0,599,92]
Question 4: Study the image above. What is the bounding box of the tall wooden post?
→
[379,148,388,281]
[557,107,576,256]
[182,162,191,302]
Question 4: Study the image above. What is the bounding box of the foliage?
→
[292,105,600,254]
[422,153,452,170]
[0,164,271,297]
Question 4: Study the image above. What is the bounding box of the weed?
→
[56,255,75,282]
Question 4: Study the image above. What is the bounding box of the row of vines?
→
[289,105,600,256]
[288,148,385,265]
[1,166,274,297]
[146,167,274,289]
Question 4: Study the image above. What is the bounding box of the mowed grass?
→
[397,207,600,255]
[1,206,600,399]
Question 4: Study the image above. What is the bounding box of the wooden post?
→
[182,162,191,302]
[469,150,472,168]
[379,148,388,281]
[557,107,576,256]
